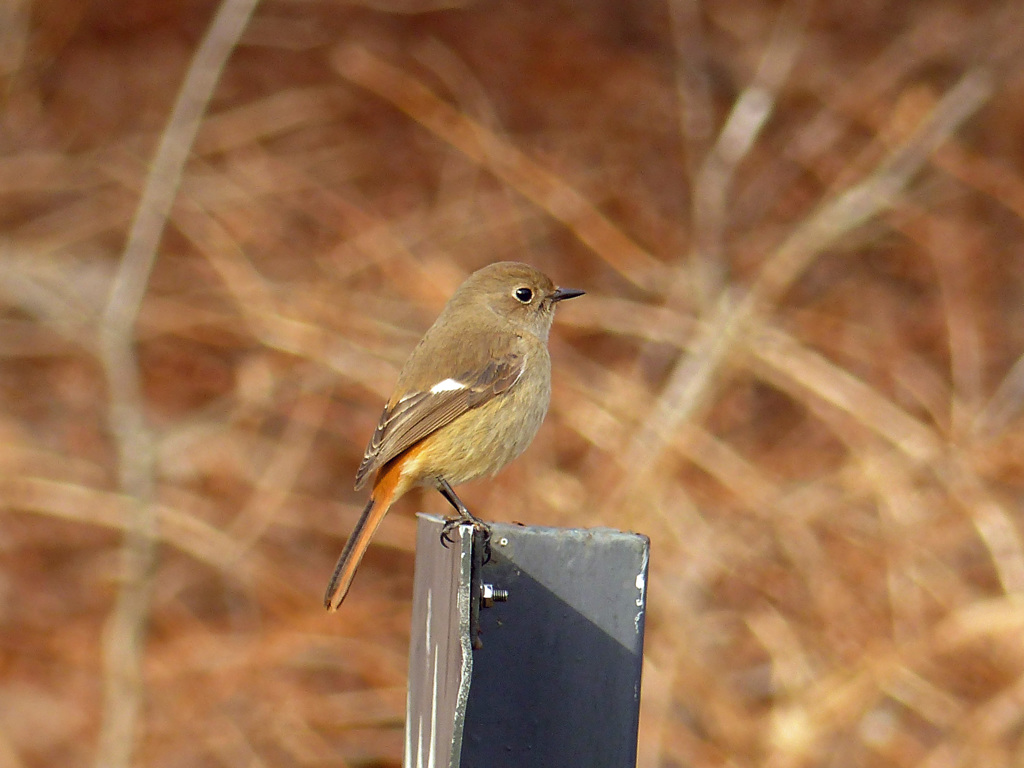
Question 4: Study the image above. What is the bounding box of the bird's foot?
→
[440,510,491,547]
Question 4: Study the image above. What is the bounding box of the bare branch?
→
[612,67,992,514]
[329,44,669,292]
[94,1,261,766]
[688,0,813,309]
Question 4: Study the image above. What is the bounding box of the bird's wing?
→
[354,352,525,489]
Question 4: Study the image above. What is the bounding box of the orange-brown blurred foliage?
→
[3,0,1024,766]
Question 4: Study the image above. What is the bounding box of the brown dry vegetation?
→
[2,0,1024,766]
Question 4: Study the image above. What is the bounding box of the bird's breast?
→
[412,350,551,486]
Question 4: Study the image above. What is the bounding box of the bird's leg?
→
[436,477,490,547]
[437,477,480,521]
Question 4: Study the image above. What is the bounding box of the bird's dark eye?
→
[514,287,533,303]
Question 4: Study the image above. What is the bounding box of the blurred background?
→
[3,0,1024,766]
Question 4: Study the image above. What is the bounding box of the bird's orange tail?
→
[324,457,406,610]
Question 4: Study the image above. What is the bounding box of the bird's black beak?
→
[551,287,585,302]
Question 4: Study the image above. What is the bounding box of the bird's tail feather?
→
[324,495,389,610]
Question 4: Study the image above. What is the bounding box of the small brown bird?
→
[324,262,583,610]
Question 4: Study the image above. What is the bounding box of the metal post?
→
[405,514,649,768]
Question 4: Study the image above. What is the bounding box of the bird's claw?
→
[439,515,491,549]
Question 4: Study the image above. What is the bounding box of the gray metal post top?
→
[405,514,649,768]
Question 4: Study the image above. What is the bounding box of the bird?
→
[324,262,583,610]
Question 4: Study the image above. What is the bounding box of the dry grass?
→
[2,1,1024,766]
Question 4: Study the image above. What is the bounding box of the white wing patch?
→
[429,378,466,394]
